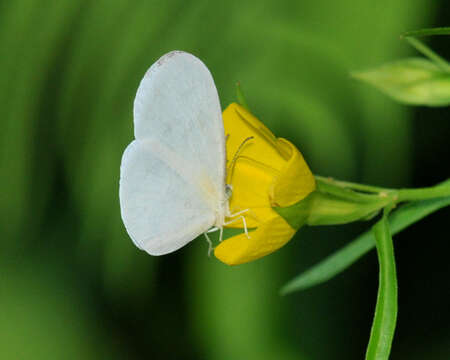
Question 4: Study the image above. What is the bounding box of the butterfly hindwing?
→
[120,139,216,255]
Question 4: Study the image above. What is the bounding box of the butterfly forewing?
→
[133,51,226,203]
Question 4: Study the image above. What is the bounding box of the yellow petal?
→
[269,138,316,207]
[226,158,274,228]
[223,103,290,226]
[216,103,315,265]
[223,103,288,176]
[223,103,316,221]
[214,210,296,265]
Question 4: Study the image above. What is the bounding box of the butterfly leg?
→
[240,216,249,238]
[205,210,250,253]
[227,208,250,238]
[204,226,224,255]
[207,226,219,233]
[203,232,214,256]
[219,226,224,242]
[228,208,249,218]
[223,215,250,239]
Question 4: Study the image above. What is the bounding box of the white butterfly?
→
[119,51,248,256]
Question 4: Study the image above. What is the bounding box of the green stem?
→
[316,175,450,204]
[281,176,450,229]
[397,182,450,202]
[402,27,450,37]
[404,37,450,73]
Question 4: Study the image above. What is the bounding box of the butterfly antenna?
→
[227,136,254,183]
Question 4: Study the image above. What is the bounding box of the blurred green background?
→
[1,1,449,359]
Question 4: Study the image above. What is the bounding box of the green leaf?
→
[402,27,450,37]
[352,58,450,106]
[280,195,450,295]
[365,214,398,360]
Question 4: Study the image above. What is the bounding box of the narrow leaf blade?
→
[281,196,450,295]
[365,215,397,360]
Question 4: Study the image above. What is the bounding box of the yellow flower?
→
[214,103,316,265]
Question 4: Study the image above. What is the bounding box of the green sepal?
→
[235,82,250,111]
[274,180,391,229]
